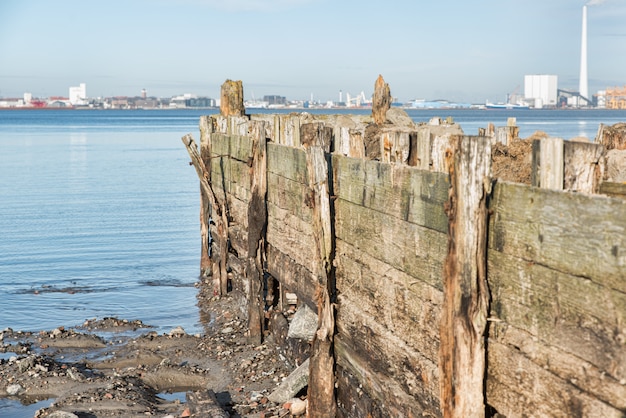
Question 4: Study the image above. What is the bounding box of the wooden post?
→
[181,133,230,296]
[539,137,564,190]
[416,129,431,170]
[220,79,245,117]
[246,121,268,345]
[372,74,391,125]
[596,122,626,150]
[563,141,605,194]
[304,133,336,417]
[439,135,491,418]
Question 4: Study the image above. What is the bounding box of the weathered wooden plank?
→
[210,133,230,157]
[266,201,317,275]
[335,305,441,417]
[488,250,626,384]
[333,155,449,233]
[487,317,626,411]
[266,171,313,223]
[334,198,448,291]
[487,339,624,418]
[335,239,443,363]
[265,243,317,311]
[489,181,626,293]
[600,181,626,198]
[266,143,308,183]
[187,389,229,418]
[228,133,254,163]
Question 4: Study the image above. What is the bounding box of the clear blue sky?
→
[1,0,625,103]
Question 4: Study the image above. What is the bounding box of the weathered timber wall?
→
[195,112,626,417]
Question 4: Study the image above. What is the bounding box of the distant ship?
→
[244,100,269,109]
[485,101,530,110]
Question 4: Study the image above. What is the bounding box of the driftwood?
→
[439,135,492,417]
[186,390,229,418]
[268,358,311,404]
[181,133,230,295]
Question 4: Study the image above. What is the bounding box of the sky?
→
[1,0,625,104]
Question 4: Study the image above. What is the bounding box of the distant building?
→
[524,75,558,108]
[263,95,286,106]
[170,94,215,108]
[69,83,87,106]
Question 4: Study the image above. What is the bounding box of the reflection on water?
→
[0,398,55,418]
[578,120,588,139]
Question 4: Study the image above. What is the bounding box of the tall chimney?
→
[579,5,589,102]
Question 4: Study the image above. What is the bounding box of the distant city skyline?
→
[1,0,626,104]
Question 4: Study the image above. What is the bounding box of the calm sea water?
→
[1,107,625,336]
[0,109,216,335]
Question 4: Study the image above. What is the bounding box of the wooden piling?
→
[372,74,391,126]
[303,128,336,418]
[439,135,492,418]
[538,137,564,190]
[220,79,245,117]
[246,121,268,344]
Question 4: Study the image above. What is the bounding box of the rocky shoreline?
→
[0,288,308,418]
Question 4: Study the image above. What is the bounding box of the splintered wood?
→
[304,143,336,418]
[439,135,492,418]
[181,133,230,296]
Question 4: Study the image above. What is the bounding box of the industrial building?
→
[69,83,87,106]
[524,75,558,108]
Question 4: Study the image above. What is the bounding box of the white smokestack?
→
[579,5,589,101]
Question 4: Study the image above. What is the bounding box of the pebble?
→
[168,326,186,337]
[290,398,307,416]
[249,391,264,402]
[47,412,80,418]
[6,383,23,395]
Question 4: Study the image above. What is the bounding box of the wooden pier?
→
[183,78,626,417]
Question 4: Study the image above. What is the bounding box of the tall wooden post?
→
[220,79,245,117]
[439,135,492,418]
[304,126,336,418]
[372,74,391,126]
[540,136,564,190]
[246,121,268,345]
